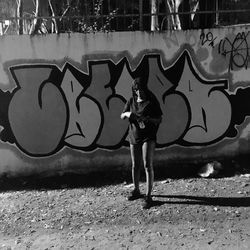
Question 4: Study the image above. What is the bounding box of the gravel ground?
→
[0,160,250,250]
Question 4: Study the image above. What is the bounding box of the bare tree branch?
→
[17,0,23,34]
[48,0,58,33]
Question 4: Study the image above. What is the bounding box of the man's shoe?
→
[127,189,143,201]
[142,196,153,209]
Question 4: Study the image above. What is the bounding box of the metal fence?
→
[1,0,250,35]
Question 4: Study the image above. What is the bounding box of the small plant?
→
[79,0,118,33]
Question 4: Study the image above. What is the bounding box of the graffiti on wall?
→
[200,30,250,73]
[1,43,250,157]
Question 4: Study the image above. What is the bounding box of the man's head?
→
[132,77,147,101]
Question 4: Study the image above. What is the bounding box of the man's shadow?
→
[151,195,250,208]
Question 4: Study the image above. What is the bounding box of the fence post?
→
[215,0,219,26]
[139,0,143,31]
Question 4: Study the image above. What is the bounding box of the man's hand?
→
[139,116,162,125]
[120,112,132,119]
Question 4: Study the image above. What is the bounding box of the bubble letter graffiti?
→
[176,51,232,144]
[8,66,67,156]
[85,62,128,148]
[147,55,189,145]
[61,63,102,150]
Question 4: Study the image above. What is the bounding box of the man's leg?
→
[142,140,155,200]
[128,143,142,199]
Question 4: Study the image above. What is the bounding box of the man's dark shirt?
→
[123,97,162,144]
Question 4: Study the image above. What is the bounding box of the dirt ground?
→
[0,159,250,250]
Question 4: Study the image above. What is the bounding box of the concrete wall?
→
[1,26,250,177]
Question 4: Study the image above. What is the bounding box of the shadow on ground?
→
[0,156,249,191]
[151,195,250,208]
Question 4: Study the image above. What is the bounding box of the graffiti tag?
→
[200,32,217,48]
[218,31,250,71]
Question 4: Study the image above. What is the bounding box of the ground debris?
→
[198,161,223,178]
[240,174,250,178]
